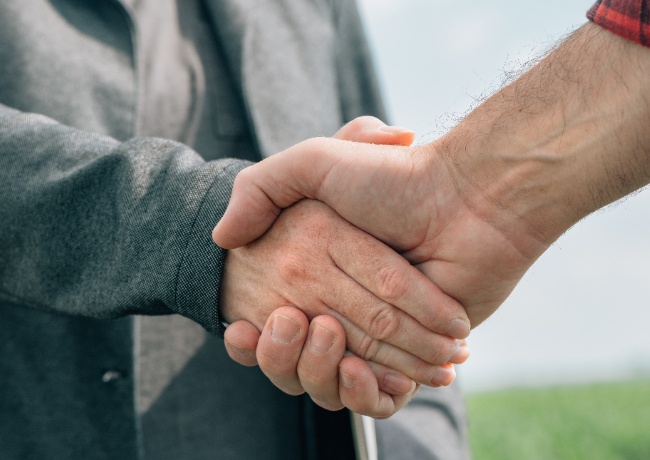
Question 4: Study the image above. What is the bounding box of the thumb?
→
[224,320,261,367]
[212,117,414,249]
[333,116,415,146]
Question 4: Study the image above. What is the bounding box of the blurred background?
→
[356,0,650,392]
[356,1,650,457]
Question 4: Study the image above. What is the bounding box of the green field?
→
[466,380,650,460]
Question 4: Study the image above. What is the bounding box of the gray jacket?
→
[0,0,469,458]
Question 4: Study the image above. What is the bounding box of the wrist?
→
[429,23,650,260]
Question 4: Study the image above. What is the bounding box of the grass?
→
[466,380,650,460]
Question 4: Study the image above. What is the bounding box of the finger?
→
[284,247,462,381]
[318,268,461,366]
[296,315,347,411]
[305,274,458,386]
[237,199,463,384]
[337,319,459,387]
[297,315,417,412]
[312,220,469,363]
[224,320,261,367]
[256,307,310,396]
[328,217,471,340]
[260,202,466,380]
[338,355,419,419]
[333,116,415,146]
[450,340,471,364]
[365,359,417,396]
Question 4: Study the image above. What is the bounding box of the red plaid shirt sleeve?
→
[588,0,650,46]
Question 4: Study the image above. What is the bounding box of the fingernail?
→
[448,319,470,339]
[271,314,302,344]
[383,373,416,395]
[340,370,356,389]
[310,324,336,354]
[379,125,413,135]
[431,365,456,386]
[450,341,471,363]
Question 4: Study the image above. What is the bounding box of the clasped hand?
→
[215,117,482,418]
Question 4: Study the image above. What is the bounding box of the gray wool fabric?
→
[0,0,470,459]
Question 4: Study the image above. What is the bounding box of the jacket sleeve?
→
[0,103,251,336]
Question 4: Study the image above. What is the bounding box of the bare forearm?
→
[435,22,650,258]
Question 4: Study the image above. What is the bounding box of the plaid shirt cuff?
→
[588,0,650,46]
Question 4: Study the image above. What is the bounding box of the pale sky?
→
[357,0,650,392]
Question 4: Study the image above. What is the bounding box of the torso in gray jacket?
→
[0,1,469,459]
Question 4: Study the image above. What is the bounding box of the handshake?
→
[212,23,650,419]
[211,117,544,418]
[214,116,471,418]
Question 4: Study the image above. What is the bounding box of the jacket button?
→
[102,370,122,383]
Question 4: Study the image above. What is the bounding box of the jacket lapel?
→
[202,0,343,157]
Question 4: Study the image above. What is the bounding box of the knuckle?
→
[375,266,409,303]
[257,348,293,377]
[297,364,332,388]
[430,338,456,365]
[256,352,281,375]
[421,347,446,366]
[355,115,379,125]
[372,409,395,420]
[258,364,304,396]
[276,252,308,283]
[411,359,435,385]
[299,136,328,156]
[311,397,344,412]
[367,307,400,342]
[354,333,380,362]
[280,384,306,397]
[234,165,254,188]
[342,116,373,134]
[226,349,257,367]
[351,401,394,420]
[422,304,442,331]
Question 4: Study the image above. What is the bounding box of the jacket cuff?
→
[174,160,251,337]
